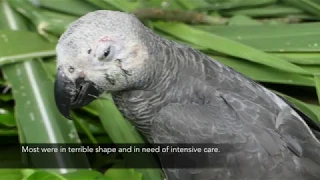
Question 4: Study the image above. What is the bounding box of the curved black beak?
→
[54,68,101,120]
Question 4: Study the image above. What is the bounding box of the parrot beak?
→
[54,68,101,120]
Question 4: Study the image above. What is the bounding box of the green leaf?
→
[5,59,92,169]
[197,23,320,52]
[24,170,105,180]
[34,0,98,16]
[212,55,314,86]
[0,30,55,66]
[71,112,99,144]
[0,107,15,127]
[62,170,105,180]
[41,57,58,79]
[100,0,142,12]
[21,169,36,179]
[283,0,320,17]
[153,21,309,75]
[81,105,99,117]
[8,0,73,38]
[300,65,320,73]
[272,52,320,65]
[227,15,262,25]
[105,168,142,180]
[86,0,118,10]
[91,95,144,143]
[73,112,105,135]
[0,169,22,180]
[40,10,78,36]
[23,170,65,180]
[0,0,90,172]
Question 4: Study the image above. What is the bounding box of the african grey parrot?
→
[54,10,320,180]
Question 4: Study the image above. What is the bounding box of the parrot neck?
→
[136,37,179,91]
[110,34,212,138]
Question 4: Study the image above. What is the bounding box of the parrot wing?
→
[150,100,320,180]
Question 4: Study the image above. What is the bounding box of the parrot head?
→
[54,10,151,119]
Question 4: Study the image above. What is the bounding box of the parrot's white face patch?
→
[56,10,152,94]
[56,34,149,93]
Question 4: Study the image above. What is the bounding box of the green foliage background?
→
[1,0,320,179]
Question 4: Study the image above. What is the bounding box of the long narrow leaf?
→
[0,30,55,66]
[32,0,98,16]
[153,21,309,75]
[212,55,314,86]
[1,0,90,173]
[283,0,320,17]
[9,0,73,37]
[197,23,320,52]
[272,52,320,65]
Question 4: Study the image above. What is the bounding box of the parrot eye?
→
[103,47,110,57]
[97,45,113,61]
